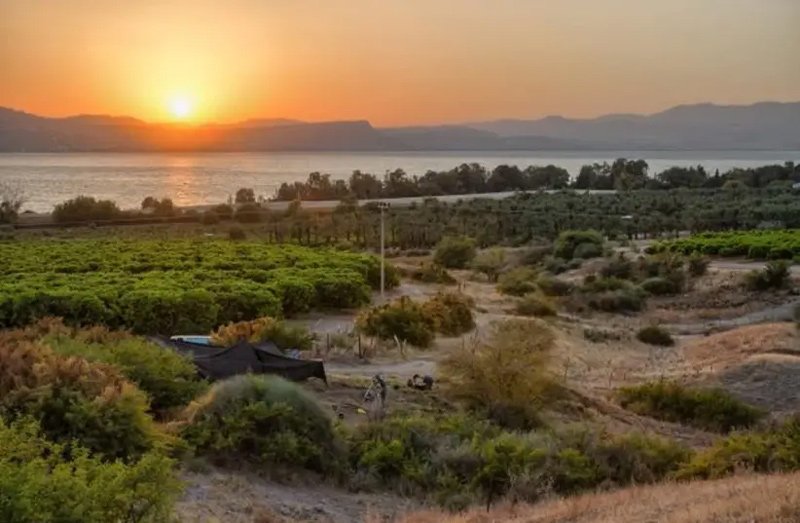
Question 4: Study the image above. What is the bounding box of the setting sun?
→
[168,97,193,120]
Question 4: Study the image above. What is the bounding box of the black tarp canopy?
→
[151,337,327,383]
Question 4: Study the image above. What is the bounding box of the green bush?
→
[183,375,345,475]
[543,256,569,274]
[422,292,475,336]
[497,267,539,296]
[636,325,674,346]
[44,329,206,413]
[440,319,557,429]
[600,254,634,279]
[357,296,435,347]
[52,196,121,223]
[675,417,800,479]
[687,252,710,277]
[573,242,603,260]
[120,289,220,335]
[433,236,477,269]
[515,293,556,317]
[470,248,507,282]
[619,380,764,432]
[0,341,161,460]
[0,418,180,523]
[587,288,645,312]
[553,230,604,260]
[411,263,456,285]
[536,274,574,296]
[744,260,791,290]
[210,316,314,351]
[640,276,681,296]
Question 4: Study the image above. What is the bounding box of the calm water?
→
[1,151,798,212]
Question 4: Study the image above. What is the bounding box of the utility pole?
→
[378,201,390,300]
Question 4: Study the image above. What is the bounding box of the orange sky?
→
[1,0,798,126]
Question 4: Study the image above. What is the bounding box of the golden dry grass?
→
[394,472,800,523]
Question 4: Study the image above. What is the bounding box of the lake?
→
[1,150,798,212]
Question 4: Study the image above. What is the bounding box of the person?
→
[364,374,387,421]
[407,374,434,391]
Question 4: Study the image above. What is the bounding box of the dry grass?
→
[394,472,800,523]
[684,322,799,367]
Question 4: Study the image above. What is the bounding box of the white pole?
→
[380,204,385,300]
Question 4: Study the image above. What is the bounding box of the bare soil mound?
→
[395,472,800,523]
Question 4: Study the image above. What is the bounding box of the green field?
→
[651,229,800,260]
[0,239,396,333]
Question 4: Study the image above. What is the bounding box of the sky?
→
[1,0,799,126]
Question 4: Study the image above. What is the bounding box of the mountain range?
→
[1,101,798,152]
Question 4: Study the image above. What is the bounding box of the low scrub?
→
[440,319,557,429]
[636,325,674,346]
[182,374,345,475]
[421,292,475,336]
[0,339,161,460]
[687,252,710,277]
[356,296,435,348]
[515,293,557,317]
[553,230,604,260]
[497,267,539,296]
[676,417,800,479]
[470,248,507,282]
[744,260,791,290]
[618,380,764,433]
[210,316,314,351]
[411,263,456,285]
[43,326,206,413]
[536,274,574,296]
[580,281,646,313]
[0,418,180,523]
[433,236,477,269]
[348,413,690,509]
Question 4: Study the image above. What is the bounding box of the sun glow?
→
[168,96,194,120]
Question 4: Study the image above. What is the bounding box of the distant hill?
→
[466,102,800,150]
[1,101,798,152]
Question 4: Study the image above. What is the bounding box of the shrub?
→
[44,329,206,413]
[411,263,456,285]
[581,279,646,312]
[515,293,556,317]
[470,248,507,282]
[0,418,180,523]
[573,242,603,260]
[536,274,574,296]
[120,289,220,335]
[640,276,681,296]
[600,254,634,279]
[636,325,674,346]
[543,256,569,274]
[553,230,604,260]
[210,316,314,351]
[52,196,121,223]
[675,417,800,480]
[687,252,710,277]
[744,260,791,290]
[422,292,475,336]
[618,380,764,432]
[356,297,435,347]
[434,236,477,269]
[440,319,557,429]
[583,328,622,343]
[228,225,247,240]
[183,374,345,474]
[497,267,539,296]
[0,340,160,459]
[235,187,256,204]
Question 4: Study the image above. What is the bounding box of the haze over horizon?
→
[2,0,799,126]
